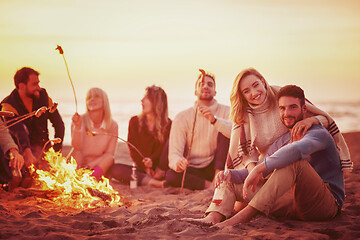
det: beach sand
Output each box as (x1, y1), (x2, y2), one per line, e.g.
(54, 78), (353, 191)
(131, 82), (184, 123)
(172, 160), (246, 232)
(0, 132), (359, 240)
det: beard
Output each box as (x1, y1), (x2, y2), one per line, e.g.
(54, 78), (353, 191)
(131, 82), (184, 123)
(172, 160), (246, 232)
(281, 112), (304, 129)
(26, 89), (40, 99)
(198, 91), (214, 101)
(199, 95), (214, 101)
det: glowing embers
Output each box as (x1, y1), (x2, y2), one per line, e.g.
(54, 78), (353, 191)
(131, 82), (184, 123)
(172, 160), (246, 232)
(29, 148), (123, 210)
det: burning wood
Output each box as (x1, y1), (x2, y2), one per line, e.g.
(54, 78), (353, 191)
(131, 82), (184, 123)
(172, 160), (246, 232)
(28, 148), (125, 210)
(86, 188), (112, 202)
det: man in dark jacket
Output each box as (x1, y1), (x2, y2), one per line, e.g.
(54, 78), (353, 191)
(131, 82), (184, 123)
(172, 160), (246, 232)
(1, 67), (64, 169)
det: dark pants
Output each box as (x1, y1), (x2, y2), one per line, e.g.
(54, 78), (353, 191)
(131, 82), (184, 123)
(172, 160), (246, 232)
(165, 132), (230, 190)
(110, 140), (170, 186)
(110, 163), (147, 186)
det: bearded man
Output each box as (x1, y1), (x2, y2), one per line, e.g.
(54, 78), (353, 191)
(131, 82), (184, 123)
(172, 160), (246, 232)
(1, 67), (64, 169)
(165, 69), (232, 190)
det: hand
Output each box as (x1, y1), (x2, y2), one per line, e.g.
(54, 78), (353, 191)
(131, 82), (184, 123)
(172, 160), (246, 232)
(246, 162), (256, 173)
(175, 158), (188, 172)
(9, 148), (24, 170)
(198, 105), (216, 123)
(145, 167), (155, 177)
(142, 157), (153, 168)
(72, 113), (82, 129)
(214, 170), (232, 188)
(291, 117), (318, 142)
(243, 164), (264, 199)
(23, 148), (37, 167)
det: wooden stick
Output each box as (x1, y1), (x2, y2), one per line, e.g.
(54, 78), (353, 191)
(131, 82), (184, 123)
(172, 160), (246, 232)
(88, 131), (145, 159)
(0, 111), (36, 127)
(180, 105), (198, 193)
(0, 106), (52, 129)
(56, 45), (78, 113)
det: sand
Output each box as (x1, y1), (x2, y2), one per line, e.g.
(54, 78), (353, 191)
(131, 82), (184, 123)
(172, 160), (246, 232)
(0, 132), (359, 240)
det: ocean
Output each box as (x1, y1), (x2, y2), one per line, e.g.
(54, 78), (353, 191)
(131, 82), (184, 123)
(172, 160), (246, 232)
(52, 97), (360, 146)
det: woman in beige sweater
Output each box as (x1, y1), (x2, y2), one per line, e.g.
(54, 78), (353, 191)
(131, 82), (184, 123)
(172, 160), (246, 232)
(71, 88), (118, 179)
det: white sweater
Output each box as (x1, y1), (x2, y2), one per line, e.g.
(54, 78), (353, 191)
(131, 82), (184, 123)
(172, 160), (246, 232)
(168, 100), (232, 171)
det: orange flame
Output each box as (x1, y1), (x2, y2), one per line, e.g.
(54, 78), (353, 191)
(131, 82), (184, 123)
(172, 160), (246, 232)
(29, 148), (124, 210)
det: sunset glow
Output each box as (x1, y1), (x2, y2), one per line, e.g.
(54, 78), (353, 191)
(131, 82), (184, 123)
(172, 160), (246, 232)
(1, 0), (359, 104)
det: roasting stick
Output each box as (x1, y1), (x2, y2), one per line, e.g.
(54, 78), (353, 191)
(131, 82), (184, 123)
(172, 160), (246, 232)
(180, 103), (198, 194)
(180, 69), (208, 193)
(38, 138), (63, 161)
(55, 45), (78, 113)
(0, 104), (57, 129)
(55, 45), (79, 159)
(87, 131), (145, 159)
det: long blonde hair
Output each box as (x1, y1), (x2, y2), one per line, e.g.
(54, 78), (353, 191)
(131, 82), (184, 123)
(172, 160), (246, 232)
(138, 85), (169, 143)
(84, 87), (114, 131)
(230, 68), (277, 125)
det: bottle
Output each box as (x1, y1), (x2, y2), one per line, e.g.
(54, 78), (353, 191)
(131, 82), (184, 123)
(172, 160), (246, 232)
(212, 169), (229, 205)
(130, 163), (138, 189)
(8, 153), (22, 191)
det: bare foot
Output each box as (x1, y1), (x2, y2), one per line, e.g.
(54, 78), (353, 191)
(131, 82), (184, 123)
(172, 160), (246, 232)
(182, 212), (223, 226)
(213, 205), (258, 228)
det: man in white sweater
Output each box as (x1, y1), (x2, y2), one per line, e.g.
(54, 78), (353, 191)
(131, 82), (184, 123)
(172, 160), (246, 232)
(165, 69), (232, 190)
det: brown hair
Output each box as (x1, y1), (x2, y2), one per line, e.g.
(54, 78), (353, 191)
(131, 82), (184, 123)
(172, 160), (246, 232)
(14, 67), (39, 89)
(139, 85), (170, 143)
(277, 85), (305, 106)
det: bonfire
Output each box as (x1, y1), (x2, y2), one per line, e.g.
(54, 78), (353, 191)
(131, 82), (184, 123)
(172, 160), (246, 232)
(28, 148), (125, 210)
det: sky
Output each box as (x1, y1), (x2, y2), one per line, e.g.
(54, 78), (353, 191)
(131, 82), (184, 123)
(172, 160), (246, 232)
(0, 0), (360, 108)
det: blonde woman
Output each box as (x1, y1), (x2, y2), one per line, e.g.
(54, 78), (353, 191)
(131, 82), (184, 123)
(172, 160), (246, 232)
(71, 88), (118, 179)
(111, 85), (171, 188)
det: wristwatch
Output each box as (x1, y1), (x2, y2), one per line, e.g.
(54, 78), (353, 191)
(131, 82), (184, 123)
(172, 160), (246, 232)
(211, 115), (217, 125)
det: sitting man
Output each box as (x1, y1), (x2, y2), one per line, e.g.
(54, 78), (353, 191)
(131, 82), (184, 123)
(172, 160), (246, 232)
(1, 67), (65, 168)
(187, 85), (345, 225)
(166, 69), (232, 190)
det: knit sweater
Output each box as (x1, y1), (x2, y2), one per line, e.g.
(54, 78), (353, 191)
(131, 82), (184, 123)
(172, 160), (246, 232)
(169, 100), (232, 171)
